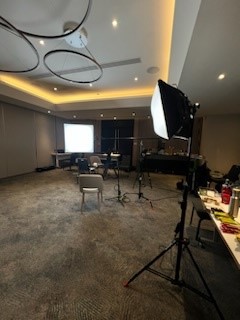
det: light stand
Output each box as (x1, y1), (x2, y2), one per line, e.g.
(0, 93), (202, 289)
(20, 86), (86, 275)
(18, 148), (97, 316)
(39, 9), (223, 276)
(124, 80), (224, 320)
(130, 142), (153, 208)
(105, 155), (129, 206)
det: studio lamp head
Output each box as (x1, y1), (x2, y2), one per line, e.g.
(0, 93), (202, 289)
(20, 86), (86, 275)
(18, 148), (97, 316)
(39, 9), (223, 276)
(151, 80), (196, 140)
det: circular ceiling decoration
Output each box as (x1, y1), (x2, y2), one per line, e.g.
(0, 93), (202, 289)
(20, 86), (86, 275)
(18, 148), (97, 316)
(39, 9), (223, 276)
(0, 16), (39, 73)
(43, 49), (103, 84)
(1, 0), (92, 39)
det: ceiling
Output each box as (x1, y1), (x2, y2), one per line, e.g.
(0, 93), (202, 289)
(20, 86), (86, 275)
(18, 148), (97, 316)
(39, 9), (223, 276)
(0, 0), (239, 120)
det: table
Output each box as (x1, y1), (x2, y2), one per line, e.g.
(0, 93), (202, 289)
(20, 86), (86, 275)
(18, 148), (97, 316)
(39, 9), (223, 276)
(199, 190), (240, 269)
(51, 152), (71, 168)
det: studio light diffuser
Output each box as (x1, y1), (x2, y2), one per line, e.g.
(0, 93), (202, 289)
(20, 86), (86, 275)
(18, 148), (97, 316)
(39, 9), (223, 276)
(151, 80), (191, 140)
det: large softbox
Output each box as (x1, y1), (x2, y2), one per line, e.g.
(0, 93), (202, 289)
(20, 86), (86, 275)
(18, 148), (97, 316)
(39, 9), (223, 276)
(151, 80), (192, 140)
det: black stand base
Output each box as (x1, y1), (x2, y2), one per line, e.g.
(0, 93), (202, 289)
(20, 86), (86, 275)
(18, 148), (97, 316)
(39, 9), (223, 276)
(106, 191), (129, 207)
(124, 226), (224, 319)
(124, 183), (224, 320)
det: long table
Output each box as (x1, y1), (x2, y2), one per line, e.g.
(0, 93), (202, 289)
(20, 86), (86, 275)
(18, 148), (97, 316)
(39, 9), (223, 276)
(51, 152), (71, 167)
(199, 190), (240, 269)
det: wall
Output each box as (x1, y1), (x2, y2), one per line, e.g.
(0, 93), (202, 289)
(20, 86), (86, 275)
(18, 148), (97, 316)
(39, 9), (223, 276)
(1, 99), (239, 178)
(0, 101), (102, 179)
(0, 102), (60, 179)
(201, 114), (240, 174)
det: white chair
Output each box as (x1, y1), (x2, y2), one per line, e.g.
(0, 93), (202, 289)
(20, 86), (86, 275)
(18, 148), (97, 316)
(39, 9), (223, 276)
(79, 174), (103, 212)
(89, 155), (105, 174)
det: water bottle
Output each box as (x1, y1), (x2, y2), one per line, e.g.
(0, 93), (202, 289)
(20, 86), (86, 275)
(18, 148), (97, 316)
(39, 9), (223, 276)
(228, 187), (240, 218)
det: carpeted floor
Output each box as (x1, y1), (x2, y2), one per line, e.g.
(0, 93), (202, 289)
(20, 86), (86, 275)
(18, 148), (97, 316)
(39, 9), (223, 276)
(0, 168), (239, 320)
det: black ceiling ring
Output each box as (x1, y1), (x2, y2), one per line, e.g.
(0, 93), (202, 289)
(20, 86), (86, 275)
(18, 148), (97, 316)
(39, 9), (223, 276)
(16, 0), (92, 39)
(0, 16), (39, 73)
(43, 49), (103, 84)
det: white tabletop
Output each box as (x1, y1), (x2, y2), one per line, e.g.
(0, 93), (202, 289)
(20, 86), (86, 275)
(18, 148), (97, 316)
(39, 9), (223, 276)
(199, 190), (240, 269)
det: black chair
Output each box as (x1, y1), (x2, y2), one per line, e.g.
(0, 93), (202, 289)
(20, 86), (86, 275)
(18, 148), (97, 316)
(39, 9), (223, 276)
(61, 153), (80, 170)
(211, 164), (240, 192)
(76, 158), (95, 183)
(189, 196), (211, 247)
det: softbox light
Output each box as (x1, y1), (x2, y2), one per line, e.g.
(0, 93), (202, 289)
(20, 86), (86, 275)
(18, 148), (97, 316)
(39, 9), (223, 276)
(151, 80), (192, 140)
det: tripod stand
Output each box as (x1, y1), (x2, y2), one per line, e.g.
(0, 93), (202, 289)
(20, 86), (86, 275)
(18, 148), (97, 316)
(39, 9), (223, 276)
(131, 143), (153, 207)
(106, 157), (129, 206)
(133, 157), (152, 190)
(133, 166), (153, 208)
(124, 178), (224, 319)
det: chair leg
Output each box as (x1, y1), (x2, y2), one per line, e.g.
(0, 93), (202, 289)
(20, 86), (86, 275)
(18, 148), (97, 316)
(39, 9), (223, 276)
(195, 218), (202, 241)
(190, 206), (194, 225)
(98, 192), (100, 211)
(81, 193), (85, 213)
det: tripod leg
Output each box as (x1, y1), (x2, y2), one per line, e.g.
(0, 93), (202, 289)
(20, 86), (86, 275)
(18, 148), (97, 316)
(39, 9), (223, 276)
(147, 171), (152, 188)
(124, 240), (176, 287)
(184, 245), (225, 320)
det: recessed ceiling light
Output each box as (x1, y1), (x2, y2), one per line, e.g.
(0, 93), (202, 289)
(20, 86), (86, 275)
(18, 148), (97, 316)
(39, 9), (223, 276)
(112, 19), (118, 28)
(132, 112), (136, 116)
(218, 73), (225, 80)
(73, 115), (76, 118)
(53, 87), (58, 91)
(39, 40), (45, 45)
(47, 110), (51, 114)
(134, 77), (138, 81)
(113, 116), (117, 120)
(89, 83), (93, 87)
(100, 113), (103, 117)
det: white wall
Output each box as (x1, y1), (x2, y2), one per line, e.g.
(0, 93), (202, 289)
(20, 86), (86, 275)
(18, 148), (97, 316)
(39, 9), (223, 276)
(201, 114), (240, 174)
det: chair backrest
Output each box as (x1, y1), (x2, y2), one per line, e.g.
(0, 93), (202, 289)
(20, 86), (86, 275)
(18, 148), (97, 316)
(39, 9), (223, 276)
(227, 165), (240, 182)
(79, 174), (103, 193)
(70, 153), (81, 164)
(78, 158), (90, 173)
(90, 155), (103, 167)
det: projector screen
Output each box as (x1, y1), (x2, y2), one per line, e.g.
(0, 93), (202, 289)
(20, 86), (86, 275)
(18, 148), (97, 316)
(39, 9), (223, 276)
(64, 123), (94, 152)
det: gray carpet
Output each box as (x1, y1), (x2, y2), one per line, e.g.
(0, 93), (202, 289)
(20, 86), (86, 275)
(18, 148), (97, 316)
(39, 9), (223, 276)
(0, 169), (239, 320)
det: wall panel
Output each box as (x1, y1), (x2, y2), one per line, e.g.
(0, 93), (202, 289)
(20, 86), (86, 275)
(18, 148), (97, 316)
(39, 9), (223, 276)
(35, 113), (56, 168)
(4, 104), (36, 176)
(0, 104), (8, 178)
(201, 114), (240, 173)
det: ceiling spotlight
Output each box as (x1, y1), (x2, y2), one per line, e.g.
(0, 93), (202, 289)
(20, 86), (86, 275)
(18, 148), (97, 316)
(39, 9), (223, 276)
(134, 77), (138, 81)
(73, 115), (77, 118)
(218, 73), (225, 80)
(132, 112), (136, 117)
(113, 116), (117, 120)
(89, 83), (93, 87)
(112, 19), (118, 28)
(47, 110), (51, 114)
(53, 87), (58, 91)
(39, 40), (45, 45)
(100, 113), (103, 117)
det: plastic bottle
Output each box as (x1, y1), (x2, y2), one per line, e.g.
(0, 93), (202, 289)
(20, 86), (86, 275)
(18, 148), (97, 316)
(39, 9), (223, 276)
(221, 179), (232, 204)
